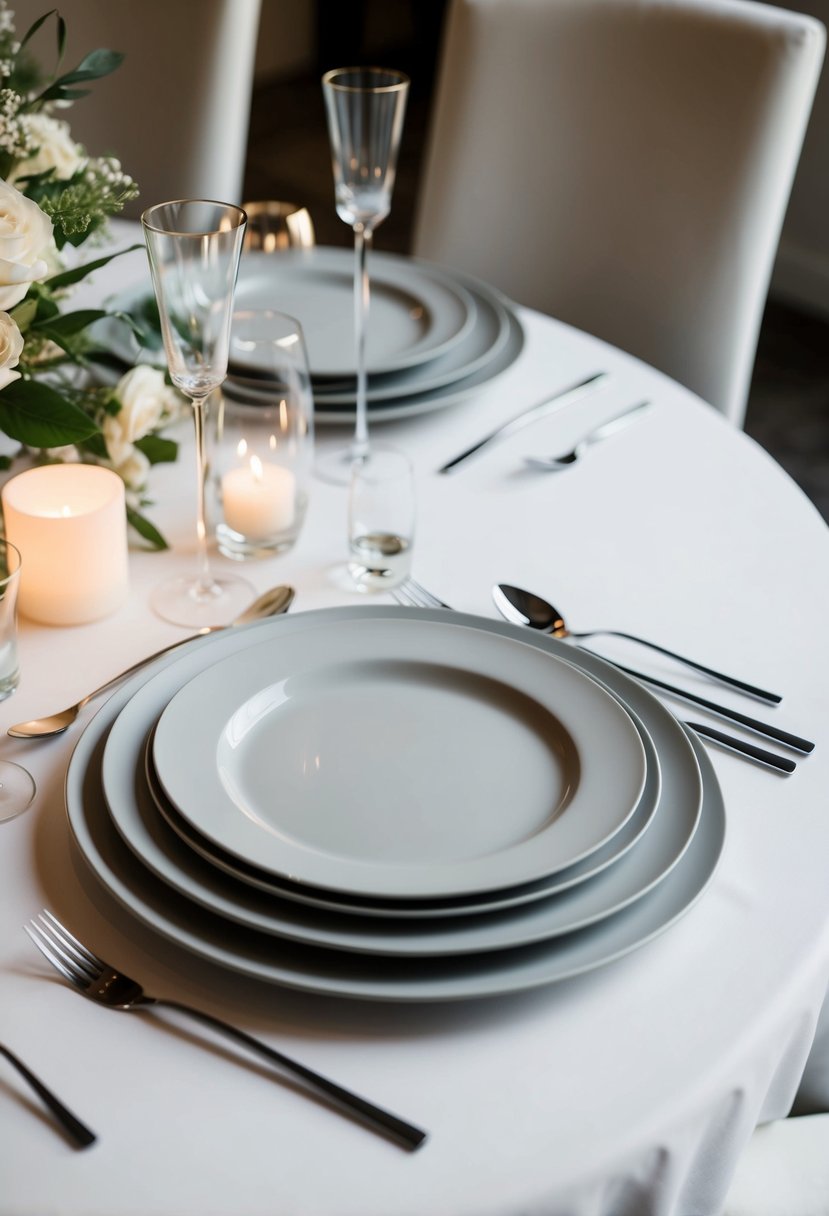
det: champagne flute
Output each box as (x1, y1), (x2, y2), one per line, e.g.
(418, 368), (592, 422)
(318, 67), (410, 484)
(142, 199), (253, 627)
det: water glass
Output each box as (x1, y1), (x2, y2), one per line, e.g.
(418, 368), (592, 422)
(0, 540), (22, 700)
(214, 310), (314, 560)
(348, 446), (415, 589)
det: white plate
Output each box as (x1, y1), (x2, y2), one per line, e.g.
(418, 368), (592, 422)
(306, 277), (511, 404)
(150, 616), (647, 898)
(65, 608), (723, 1001)
(313, 310), (525, 424)
(101, 248), (478, 379)
(99, 691), (696, 956)
(142, 712), (663, 918)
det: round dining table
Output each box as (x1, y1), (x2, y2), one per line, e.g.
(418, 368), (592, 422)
(1, 225), (827, 1216)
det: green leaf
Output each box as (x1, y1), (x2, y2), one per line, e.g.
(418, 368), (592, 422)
(18, 10), (58, 52)
(127, 507), (169, 550)
(135, 435), (178, 465)
(33, 309), (109, 337)
(38, 85), (92, 102)
(10, 298), (38, 333)
(78, 432), (108, 459)
(0, 380), (100, 447)
(44, 244), (144, 290)
(54, 48), (125, 86)
(56, 14), (67, 63)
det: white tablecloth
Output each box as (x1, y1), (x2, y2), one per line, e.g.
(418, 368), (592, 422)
(1, 227), (828, 1216)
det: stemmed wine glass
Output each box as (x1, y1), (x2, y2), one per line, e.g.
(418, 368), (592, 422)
(318, 67), (410, 484)
(142, 199), (253, 627)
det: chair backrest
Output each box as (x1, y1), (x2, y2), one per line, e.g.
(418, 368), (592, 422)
(412, 0), (825, 426)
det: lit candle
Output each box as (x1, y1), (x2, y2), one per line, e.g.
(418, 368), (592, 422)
(221, 455), (296, 540)
(1, 465), (129, 625)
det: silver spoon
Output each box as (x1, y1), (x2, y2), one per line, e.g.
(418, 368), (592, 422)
(524, 401), (651, 471)
(492, 583), (782, 704)
(7, 585), (295, 740)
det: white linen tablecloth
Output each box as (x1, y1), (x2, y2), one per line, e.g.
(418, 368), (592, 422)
(1, 226), (828, 1216)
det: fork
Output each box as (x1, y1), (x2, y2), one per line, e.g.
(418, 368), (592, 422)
(389, 578), (797, 774)
(0, 1041), (96, 1148)
(25, 910), (426, 1151)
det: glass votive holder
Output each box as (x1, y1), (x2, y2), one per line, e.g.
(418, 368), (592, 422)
(348, 445), (415, 589)
(0, 540), (21, 700)
(214, 310), (314, 560)
(241, 200), (316, 253)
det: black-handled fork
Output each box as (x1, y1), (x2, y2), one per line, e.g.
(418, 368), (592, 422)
(25, 911), (426, 1152)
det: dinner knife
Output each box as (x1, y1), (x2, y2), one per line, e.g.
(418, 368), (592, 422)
(588, 654), (814, 754)
(438, 371), (609, 472)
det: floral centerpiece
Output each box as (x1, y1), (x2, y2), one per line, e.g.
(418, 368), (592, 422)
(0, 3), (182, 547)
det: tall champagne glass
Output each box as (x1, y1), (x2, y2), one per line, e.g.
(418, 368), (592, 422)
(142, 199), (253, 627)
(318, 67), (409, 484)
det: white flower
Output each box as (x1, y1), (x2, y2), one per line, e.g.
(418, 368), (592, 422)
(113, 446), (150, 493)
(0, 309), (23, 391)
(10, 113), (86, 183)
(104, 364), (177, 465)
(0, 177), (53, 310)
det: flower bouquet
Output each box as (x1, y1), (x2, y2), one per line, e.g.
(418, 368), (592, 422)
(0, 3), (182, 547)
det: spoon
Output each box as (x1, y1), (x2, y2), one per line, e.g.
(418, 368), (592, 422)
(523, 400), (651, 471)
(492, 583), (782, 704)
(7, 585), (295, 740)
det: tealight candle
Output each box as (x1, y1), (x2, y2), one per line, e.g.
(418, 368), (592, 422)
(1, 464), (129, 625)
(221, 455), (296, 541)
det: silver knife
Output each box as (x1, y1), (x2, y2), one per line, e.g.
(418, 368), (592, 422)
(438, 371), (609, 472)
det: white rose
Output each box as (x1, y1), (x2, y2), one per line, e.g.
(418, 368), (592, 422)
(114, 447), (150, 493)
(0, 178), (53, 310)
(10, 114), (86, 183)
(0, 310), (24, 391)
(104, 365), (172, 465)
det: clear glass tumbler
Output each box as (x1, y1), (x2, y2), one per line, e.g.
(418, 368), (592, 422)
(214, 310), (314, 560)
(348, 445), (415, 589)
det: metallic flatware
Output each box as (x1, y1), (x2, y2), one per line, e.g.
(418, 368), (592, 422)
(0, 1041), (96, 1148)
(493, 583), (781, 705)
(686, 722), (796, 774)
(390, 577), (798, 774)
(438, 371), (609, 472)
(26, 911), (426, 1152)
(7, 585), (295, 740)
(523, 400), (650, 471)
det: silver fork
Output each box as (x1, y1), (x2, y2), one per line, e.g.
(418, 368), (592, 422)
(25, 910), (426, 1151)
(388, 579), (797, 774)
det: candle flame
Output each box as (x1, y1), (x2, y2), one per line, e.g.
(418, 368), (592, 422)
(236, 438), (248, 459)
(250, 453), (264, 483)
(61, 504), (71, 518)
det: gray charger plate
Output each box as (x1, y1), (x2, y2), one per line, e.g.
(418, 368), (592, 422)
(65, 607), (724, 1001)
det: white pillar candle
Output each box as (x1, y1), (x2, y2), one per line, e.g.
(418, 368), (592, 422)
(1, 465), (129, 625)
(221, 456), (296, 540)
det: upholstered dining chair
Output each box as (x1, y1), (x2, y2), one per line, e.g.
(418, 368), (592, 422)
(411, 0), (825, 427)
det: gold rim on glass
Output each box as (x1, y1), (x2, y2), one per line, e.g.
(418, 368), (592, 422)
(141, 199), (248, 238)
(322, 67), (410, 94)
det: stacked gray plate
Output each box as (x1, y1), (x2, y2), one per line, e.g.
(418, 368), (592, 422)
(65, 607), (725, 1002)
(101, 248), (525, 424)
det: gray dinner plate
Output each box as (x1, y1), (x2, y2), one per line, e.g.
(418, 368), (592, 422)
(100, 247), (478, 379)
(65, 608), (724, 1001)
(148, 615), (646, 898)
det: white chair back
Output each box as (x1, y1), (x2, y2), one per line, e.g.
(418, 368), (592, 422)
(412, 0), (825, 426)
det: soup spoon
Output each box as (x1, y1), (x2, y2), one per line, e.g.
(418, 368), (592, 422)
(7, 585), (294, 740)
(492, 583), (781, 704)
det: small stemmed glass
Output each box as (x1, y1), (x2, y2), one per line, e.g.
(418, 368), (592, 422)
(142, 200), (253, 627)
(318, 66), (410, 484)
